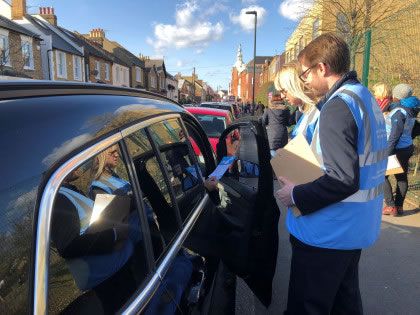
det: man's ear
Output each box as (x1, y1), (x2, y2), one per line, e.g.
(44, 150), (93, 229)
(317, 63), (328, 77)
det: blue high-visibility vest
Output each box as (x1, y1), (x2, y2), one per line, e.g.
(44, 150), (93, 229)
(291, 106), (320, 144)
(385, 107), (415, 149)
(89, 175), (132, 198)
(287, 83), (388, 250)
(59, 187), (94, 235)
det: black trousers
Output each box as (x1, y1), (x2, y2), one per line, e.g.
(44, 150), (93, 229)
(285, 235), (363, 315)
(384, 145), (413, 207)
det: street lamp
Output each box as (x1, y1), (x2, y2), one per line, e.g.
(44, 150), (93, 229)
(246, 10), (257, 116)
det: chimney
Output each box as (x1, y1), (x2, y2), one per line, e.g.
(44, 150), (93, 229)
(139, 53), (143, 60)
(88, 28), (105, 46)
(39, 6), (57, 26)
(11, 0), (27, 20)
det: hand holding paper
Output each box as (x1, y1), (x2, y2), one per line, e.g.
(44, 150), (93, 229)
(209, 156), (236, 179)
(276, 176), (295, 207)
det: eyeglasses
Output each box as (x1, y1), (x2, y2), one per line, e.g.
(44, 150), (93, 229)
(108, 149), (119, 156)
(298, 66), (313, 82)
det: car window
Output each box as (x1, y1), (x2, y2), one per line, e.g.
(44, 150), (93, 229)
(193, 114), (226, 138)
(148, 119), (205, 223)
(184, 122), (209, 177)
(125, 128), (180, 261)
(48, 143), (148, 314)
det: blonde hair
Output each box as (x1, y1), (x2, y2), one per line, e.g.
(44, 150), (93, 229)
(274, 60), (316, 112)
(91, 145), (117, 181)
(372, 82), (391, 99)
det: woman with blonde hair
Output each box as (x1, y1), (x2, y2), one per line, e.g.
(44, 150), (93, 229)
(372, 82), (392, 112)
(274, 60), (318, 143)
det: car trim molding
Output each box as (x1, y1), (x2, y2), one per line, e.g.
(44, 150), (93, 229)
(121, 113), (181, 137)
(122, 194), (210, 314)
(34, 133), (122, 314)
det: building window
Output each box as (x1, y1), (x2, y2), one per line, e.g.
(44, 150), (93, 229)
(72, 56), (82, 81)
(313, 18), (319, 39)
(299, 36), (304, 52)
(0, 33), (10, 66)
(337, 13), (350, 41)
(94, 60), (100, 79)
(104, 63), (109, 81)
(116, 66), (120, 82)
(21, 36), (34, 70)
(161, 76), (165, 90)
(151, 76), (156, 88)
(123, 68), (128, 85)
(56, 51), (67, 79)
(136, 67), (142, 82)
(294, 43), (299, 60)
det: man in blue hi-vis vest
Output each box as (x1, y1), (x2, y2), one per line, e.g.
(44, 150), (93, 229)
(277, 33), (387, 315)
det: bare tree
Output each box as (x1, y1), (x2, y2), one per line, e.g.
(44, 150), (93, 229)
(290, 0), (412, 70)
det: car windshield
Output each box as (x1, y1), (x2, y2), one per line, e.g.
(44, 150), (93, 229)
(193, 114), (226, 138)
(202, 104), (231, 112)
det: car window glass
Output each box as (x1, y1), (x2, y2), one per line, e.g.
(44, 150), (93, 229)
(149, 119), (204, 223)
(125, 128), (179, 261)
(192, 114), (226, 138)
(184, 123), (208, 177)
(48, 143), (148, 314)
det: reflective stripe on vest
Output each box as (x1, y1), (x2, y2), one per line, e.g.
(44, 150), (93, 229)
(89, 175), (131, 198)
(385, 107), (414, 149)
(287, 83), (388, 250)
(291, 106), (320, 144)
(59, 187), (94, 235)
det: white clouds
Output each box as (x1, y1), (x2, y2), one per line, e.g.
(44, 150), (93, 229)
(278, 0), (314, 22)
(230, 6), (267, 32)
(42, 133), (92, 166)
(242, 0), (259, 4)
(194, 49), (204, 55)
(148, 1), (224, 54)
(176, 60), (185, 67)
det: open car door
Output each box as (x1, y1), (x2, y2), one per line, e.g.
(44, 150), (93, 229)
(185, 118), (280, 308)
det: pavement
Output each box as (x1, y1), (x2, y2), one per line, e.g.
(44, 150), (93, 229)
(236, 181), (420, 315)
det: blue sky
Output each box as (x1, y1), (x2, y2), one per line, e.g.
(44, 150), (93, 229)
(26, 0), (309, 90)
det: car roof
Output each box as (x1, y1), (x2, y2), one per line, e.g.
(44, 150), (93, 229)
(201, 102), (231, 107)
(0, 80), (180, 104)
(185, 107), (229, 117)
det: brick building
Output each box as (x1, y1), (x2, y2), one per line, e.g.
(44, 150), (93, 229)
(0, 14), (42, 79)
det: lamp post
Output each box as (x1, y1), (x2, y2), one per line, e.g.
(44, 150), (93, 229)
(246, 10), (257, 116)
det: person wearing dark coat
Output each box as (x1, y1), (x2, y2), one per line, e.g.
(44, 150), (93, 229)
(255, 101), (265, 116)
(263, 95), (290, 156)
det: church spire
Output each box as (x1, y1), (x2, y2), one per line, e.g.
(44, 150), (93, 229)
(234, 44), (246, 73)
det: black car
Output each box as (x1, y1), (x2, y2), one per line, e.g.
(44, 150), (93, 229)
(200, 102), (240, 118)
(0, 81), (279, 314)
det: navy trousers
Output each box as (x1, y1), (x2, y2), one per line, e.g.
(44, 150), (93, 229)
(285, 235), (363, 315)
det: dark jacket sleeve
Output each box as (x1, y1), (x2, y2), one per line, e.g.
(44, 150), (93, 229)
(387, 111), (405, 155)
(262, 110), (268, 125)
(292, 98), (359, 214)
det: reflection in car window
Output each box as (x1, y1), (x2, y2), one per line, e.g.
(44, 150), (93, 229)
(125, 128), (179, 261)
(48, 144), (147, 314)
(192, 114), (226, 138)
(149, 119), (205, 222)
(184, 123), (208, 177)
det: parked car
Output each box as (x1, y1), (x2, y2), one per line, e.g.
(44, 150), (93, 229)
(200, 102), (240, 119)
(185, 107), (239, 156)
(0, 81), (279, 315)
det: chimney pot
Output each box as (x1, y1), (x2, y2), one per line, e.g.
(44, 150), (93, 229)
(51, 7), (54, 14)
(38, 7), (41, 14)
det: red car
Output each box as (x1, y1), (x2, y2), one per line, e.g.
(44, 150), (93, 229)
(186, 107), (240, 156)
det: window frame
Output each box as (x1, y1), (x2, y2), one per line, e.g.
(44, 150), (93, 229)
(55, 50), (67, 79)
(72, 55), (82, 81)
(136, 67), (142, 82)
(94, 60), (100, 79)
(104, 63), (110, 81)
(20, 35), (34, 70)
(34, 112), (211, 314)
(151, 75), (156, 88)
(0, 30), (11, 67)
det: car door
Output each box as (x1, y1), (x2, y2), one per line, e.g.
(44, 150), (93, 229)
(182, 115), (280, 308)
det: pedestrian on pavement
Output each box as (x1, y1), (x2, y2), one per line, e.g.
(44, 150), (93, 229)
(373, 82), (392, 112)
(262, 94), (290, 157)
(276, 33), (388, 315)
(255, 101), (265, 116)
(383, 84), (420, 216)
(246, 102), (251, 114)
(274, 60), (318, 143)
